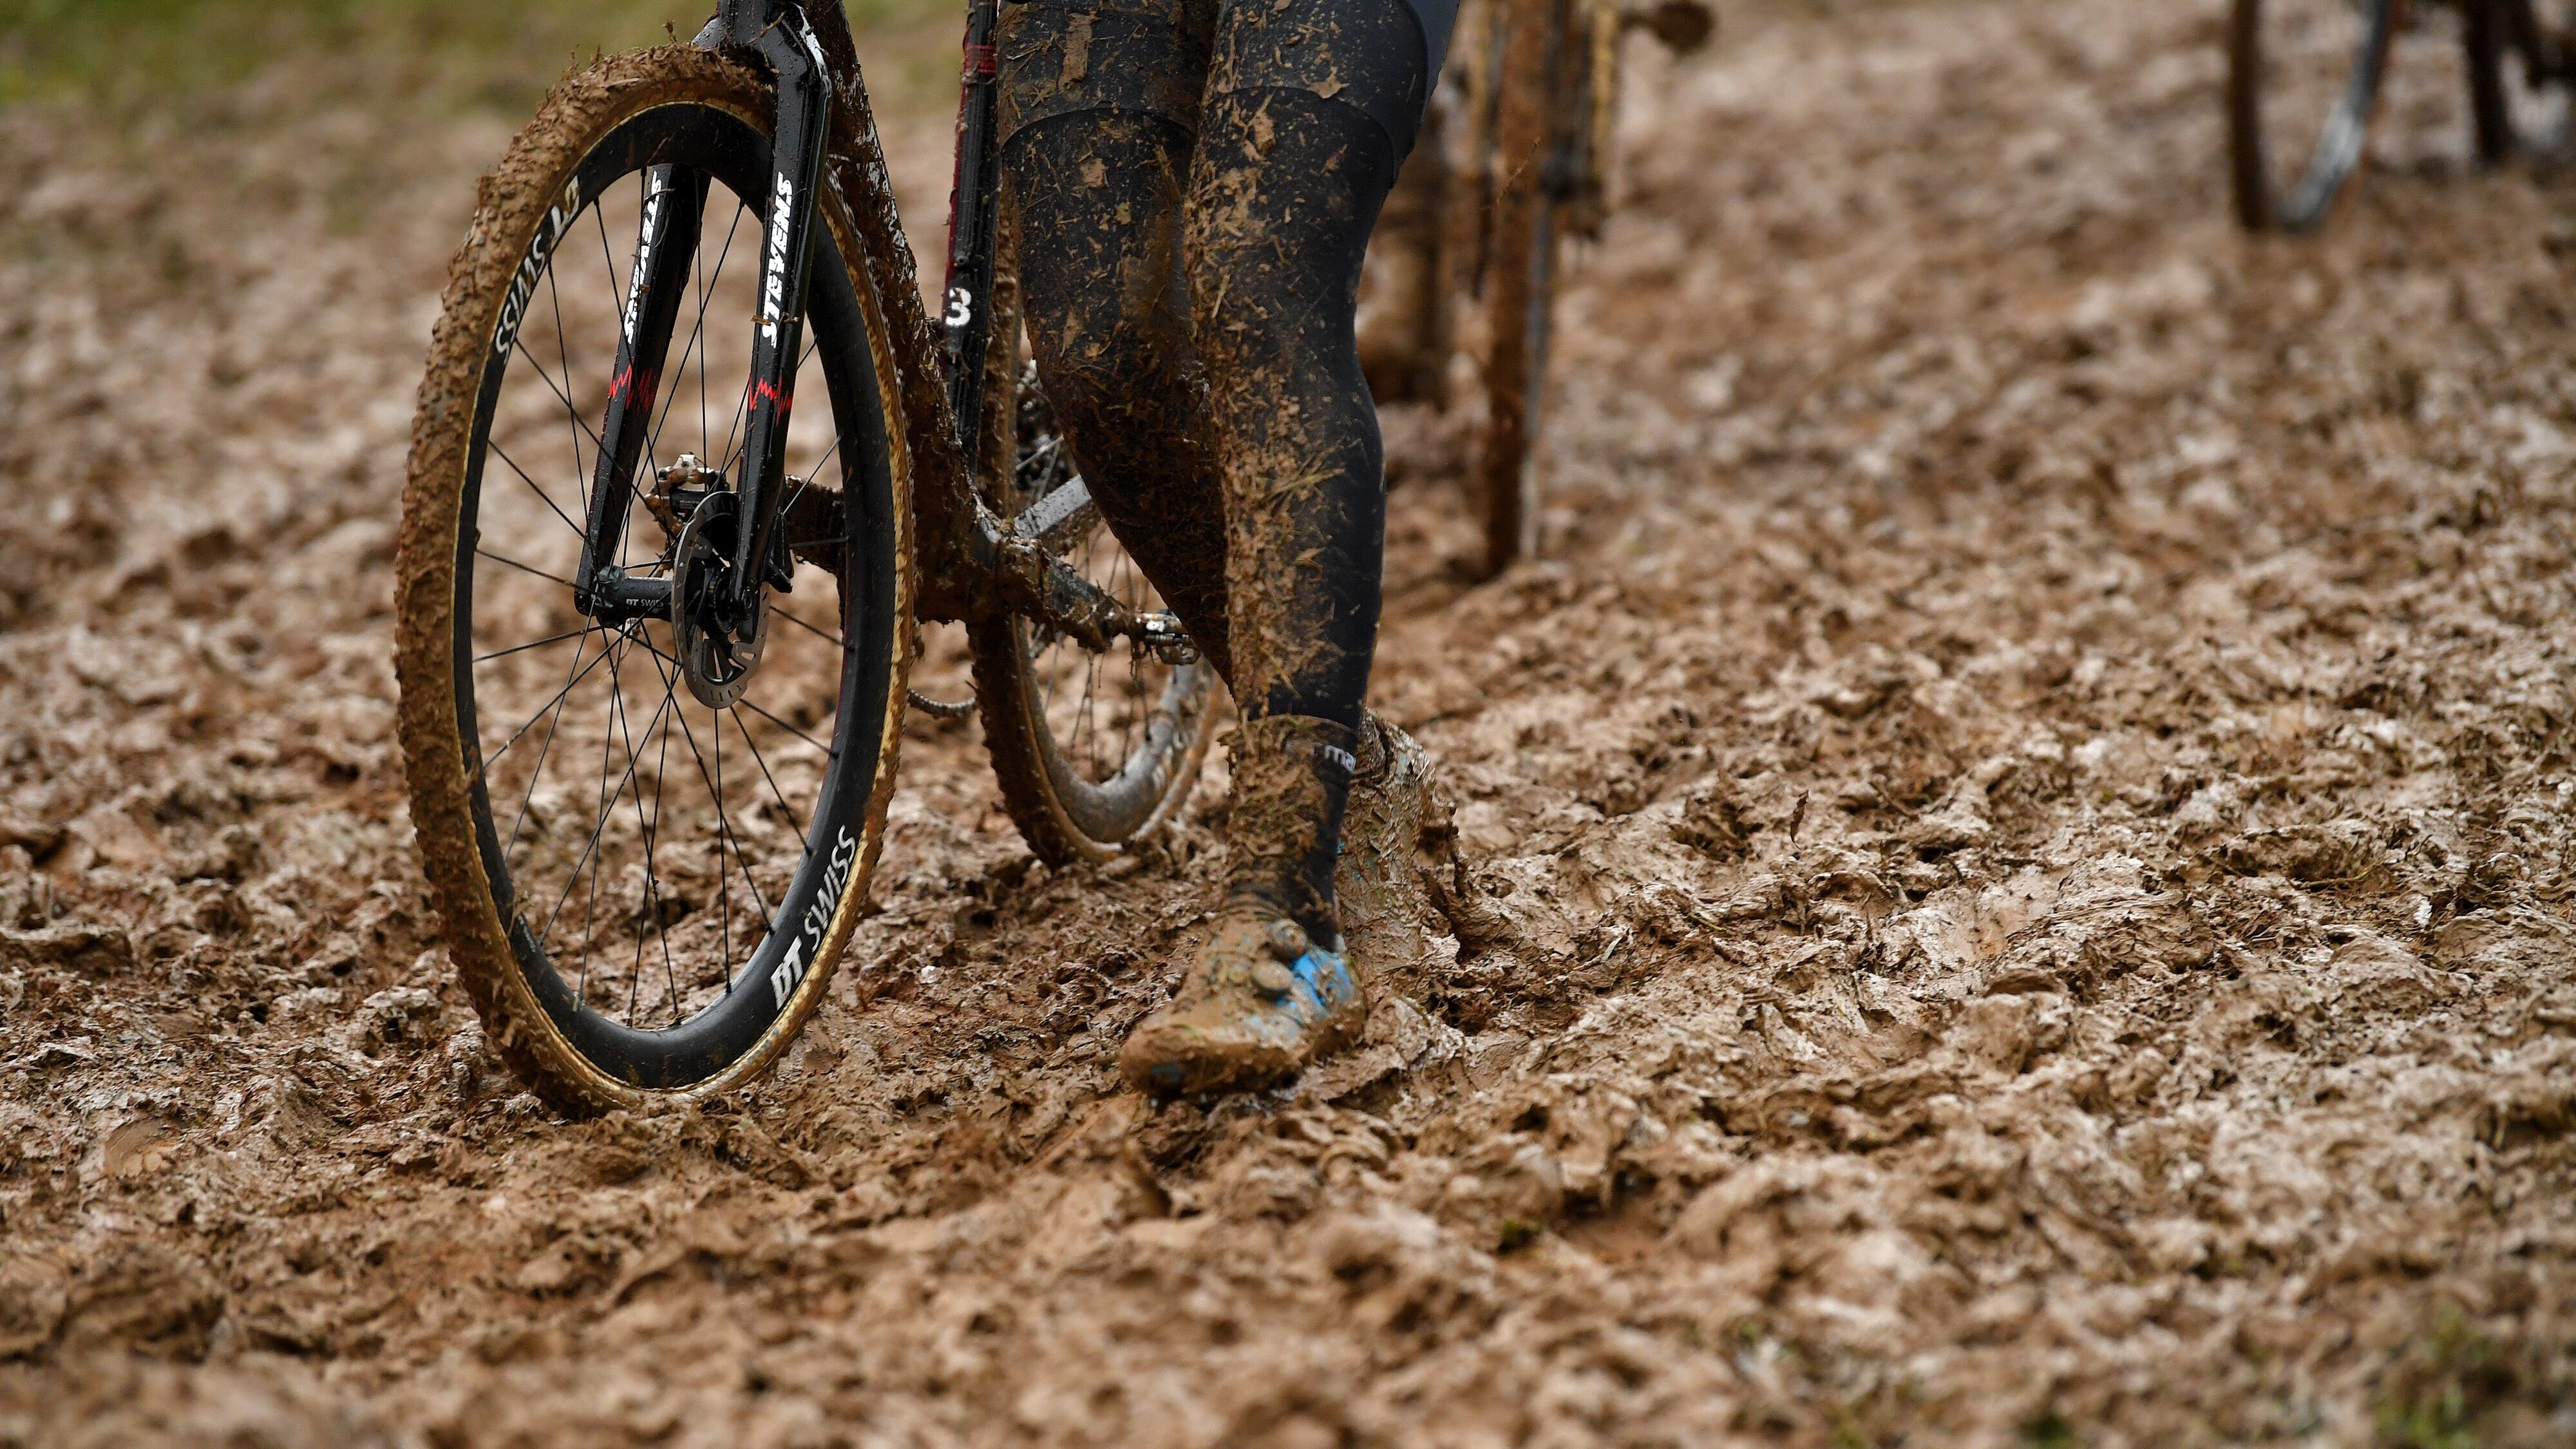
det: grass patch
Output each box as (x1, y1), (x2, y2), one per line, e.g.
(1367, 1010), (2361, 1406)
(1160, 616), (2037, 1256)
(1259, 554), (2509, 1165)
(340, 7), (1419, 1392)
(0, 0), (957, 115)
(2372, 1303), (2523, 1449)
(2019, 1407), (2080, 1448)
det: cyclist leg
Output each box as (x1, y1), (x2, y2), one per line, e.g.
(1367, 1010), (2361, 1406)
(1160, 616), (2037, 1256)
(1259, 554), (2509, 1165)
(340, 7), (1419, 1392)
(1188, 0), (1442, 938)
(1118, 0), (1449, 1096)
(996, 0), (1235, 678)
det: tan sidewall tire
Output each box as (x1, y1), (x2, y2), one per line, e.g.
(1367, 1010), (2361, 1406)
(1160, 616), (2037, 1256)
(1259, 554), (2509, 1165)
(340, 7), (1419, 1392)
(962, 249), (1217, 867)
(395, 48), (914, 1115)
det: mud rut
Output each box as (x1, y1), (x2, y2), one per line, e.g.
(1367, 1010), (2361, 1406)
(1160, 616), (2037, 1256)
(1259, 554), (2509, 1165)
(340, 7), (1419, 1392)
(6, 1), (2576, 1443)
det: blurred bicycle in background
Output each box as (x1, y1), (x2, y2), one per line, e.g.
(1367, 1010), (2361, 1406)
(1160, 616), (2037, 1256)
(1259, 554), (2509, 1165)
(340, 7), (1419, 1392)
(1359, 0), (1713, 578)
(2230, 0), (2574, 232)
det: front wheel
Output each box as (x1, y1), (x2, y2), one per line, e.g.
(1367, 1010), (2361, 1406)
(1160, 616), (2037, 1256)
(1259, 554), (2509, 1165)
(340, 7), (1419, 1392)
(395, 49), (912, 1113)
(2229, 0), (2398, 232)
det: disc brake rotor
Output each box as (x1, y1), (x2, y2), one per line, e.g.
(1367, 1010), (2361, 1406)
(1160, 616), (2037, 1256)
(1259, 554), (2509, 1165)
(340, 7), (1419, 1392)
(671, 492), (768, 708)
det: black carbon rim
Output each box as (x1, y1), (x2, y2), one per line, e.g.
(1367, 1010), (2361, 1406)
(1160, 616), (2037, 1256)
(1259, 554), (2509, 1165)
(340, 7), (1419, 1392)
(450, 99), (898, 1089)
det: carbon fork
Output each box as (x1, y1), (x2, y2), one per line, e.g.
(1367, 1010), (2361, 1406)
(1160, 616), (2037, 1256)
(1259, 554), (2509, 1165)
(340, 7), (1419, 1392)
(571, 0), (1195, 671)
(575, 0), (834, 630)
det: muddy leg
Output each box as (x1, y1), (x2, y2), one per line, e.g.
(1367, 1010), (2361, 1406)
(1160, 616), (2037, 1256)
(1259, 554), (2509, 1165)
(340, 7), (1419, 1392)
(1187, 79), (1410, 936)
(1003, 113), (1235, 683)
(996, 0), (1236, 681)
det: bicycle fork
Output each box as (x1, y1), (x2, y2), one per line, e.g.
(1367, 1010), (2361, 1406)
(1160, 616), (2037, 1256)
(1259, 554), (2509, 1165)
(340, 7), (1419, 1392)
(573, 0), (834, 635)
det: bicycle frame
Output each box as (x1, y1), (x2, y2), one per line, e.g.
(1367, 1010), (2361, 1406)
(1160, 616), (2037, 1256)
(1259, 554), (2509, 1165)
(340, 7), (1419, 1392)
(571, 0), (1190, 660)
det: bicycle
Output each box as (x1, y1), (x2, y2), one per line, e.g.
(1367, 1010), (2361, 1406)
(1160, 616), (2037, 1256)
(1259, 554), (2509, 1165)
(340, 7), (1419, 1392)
(2229, 0), (2573, 232)
(395, 0), (1217, 1112)
(1358, 0), (1712, 578)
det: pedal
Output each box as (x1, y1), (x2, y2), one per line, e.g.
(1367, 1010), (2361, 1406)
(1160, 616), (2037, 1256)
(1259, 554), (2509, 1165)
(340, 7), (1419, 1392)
(1134, 612), (1200, 666)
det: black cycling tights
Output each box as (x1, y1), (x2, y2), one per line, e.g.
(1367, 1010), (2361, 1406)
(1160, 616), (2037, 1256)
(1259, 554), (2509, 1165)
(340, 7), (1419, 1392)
(998, 0), (1434, 930)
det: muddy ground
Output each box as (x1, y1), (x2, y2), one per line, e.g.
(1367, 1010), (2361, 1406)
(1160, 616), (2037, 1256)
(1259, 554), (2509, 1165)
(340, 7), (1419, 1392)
(6, 0), (2576, 1443)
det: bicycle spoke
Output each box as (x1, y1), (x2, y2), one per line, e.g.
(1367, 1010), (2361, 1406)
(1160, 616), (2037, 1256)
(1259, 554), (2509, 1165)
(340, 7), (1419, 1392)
(808, 428), (842, 487)
(481, 625), (626, 775)
(1077, 651), (1100, 775)
(565, 636), (639, 996)
(697, 208), (714, 460)
(648, 199), (745, 470)
(773, 606), (842, 649)
(622, 636), (820, 901)
(477, 547), (578, 590)
(502, 623), (607, 862)
(541, 634), (666, 958)
(515, 336), (609, 461)
(717, 377), (751, 478)
(488, 440), (585, 540)
(596, 198), (622, 334)
(638, 672), (682, 1024)
(730, 703), (806, 838)
(607, 646), (650, 1022)
(544, 259), (590, 517)
(736, 696), (838, 759)
(475, 626), (592, 665)
(640, 639), (775, 968)
(715, 686), (732, 985)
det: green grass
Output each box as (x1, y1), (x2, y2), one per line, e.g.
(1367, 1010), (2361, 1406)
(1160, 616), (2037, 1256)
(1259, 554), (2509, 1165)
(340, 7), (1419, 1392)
(2371, 1304), (2521, 1449)
(2019, 1408), (2080, 1449)
(0, 0), (955, 113)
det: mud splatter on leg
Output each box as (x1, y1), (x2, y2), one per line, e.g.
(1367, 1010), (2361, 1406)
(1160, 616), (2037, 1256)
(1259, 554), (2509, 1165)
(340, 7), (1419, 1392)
(996, 0), (1234, 677)
(1185, 78), (1408, 934)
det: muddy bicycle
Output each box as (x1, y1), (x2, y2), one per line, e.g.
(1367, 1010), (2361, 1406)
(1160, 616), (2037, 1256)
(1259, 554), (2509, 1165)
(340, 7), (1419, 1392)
(396, 0), (1223, 1111)
(1361, 0), (1712, 576)
(2230, 0), (2573, 232)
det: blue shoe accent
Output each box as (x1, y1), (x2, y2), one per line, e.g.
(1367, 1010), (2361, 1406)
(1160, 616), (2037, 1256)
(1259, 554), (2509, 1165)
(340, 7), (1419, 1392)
(1288, 947), (1358, 1022)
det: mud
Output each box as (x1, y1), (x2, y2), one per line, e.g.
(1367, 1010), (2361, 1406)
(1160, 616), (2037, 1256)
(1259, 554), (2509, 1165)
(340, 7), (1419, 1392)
(6, 0), (2576, 1443)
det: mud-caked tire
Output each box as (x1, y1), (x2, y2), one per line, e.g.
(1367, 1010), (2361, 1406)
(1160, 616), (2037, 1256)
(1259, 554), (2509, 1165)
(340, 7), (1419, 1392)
(963, 247), (1218, 867)
(395, 48), (914, 1113)
(2228, 0), (2397, 232)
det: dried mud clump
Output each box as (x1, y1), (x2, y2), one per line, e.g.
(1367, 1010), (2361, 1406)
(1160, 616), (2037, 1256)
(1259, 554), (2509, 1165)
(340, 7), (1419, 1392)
(6, 0), (2576, 1443)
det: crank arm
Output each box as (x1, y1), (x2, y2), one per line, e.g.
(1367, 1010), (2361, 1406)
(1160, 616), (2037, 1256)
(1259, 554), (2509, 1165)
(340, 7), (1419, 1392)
(789, 476), (1192, 663)
(993, 531), (1197, 663)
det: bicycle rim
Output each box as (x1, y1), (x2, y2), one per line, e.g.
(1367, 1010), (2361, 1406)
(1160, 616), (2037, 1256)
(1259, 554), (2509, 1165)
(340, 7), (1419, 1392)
(972, 354), (1217, 862)
(2232, 0), (2397, 232)
(398, 55), (907, 1103)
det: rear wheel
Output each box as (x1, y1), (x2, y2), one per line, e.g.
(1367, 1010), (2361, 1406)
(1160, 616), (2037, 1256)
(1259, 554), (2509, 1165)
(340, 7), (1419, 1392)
(2228, 0), (2398, 232)
(967, 239), (1218, 866)
(394, 50), (910, 1112)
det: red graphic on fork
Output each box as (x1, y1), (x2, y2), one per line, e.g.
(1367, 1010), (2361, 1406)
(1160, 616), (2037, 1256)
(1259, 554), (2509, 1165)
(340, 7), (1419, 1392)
(609, 363), (660, 414)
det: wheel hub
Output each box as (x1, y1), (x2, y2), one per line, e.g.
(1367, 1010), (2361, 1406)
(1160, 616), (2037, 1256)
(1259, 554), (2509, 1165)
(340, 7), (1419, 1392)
(670, 491), (768, 708)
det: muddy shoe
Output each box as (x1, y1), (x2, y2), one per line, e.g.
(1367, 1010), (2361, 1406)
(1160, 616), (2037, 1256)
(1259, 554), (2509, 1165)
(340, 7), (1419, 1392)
(1334, 713), (1440, 994)
(1119, 908), (1366, 1097)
